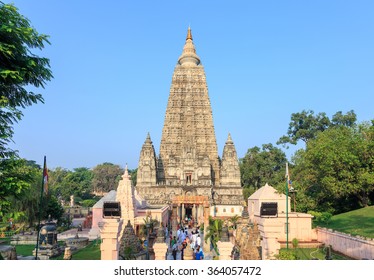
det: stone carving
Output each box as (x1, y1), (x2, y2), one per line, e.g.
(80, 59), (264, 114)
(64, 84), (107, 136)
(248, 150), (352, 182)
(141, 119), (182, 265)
(119, 220), (143, 260)
(137, 133), (157, 187)
(116, 165), (137, 231)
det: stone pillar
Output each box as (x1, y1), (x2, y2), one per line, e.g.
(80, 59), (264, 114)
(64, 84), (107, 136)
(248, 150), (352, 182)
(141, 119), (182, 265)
(153, 227), (168, 260)
(63, 247), (72, 260)
(203, 204), (210, 253)
(192, 204), (196, 222)
(172, 205), (178, 237)
(182, 203), (185, 220)
(153, 242), (168, 260)
(100, 218), (123, 260)
(217, 241), (233, 260)
(198, 205), (203, 225)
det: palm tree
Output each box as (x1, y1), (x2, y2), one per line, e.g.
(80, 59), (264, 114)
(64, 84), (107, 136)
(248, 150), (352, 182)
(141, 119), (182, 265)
(204, 217), (223, 254)
(229, 215), (240, 229)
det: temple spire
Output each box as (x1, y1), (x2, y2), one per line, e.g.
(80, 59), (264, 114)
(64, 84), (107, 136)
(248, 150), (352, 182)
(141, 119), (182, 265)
(178, 27), (200, 66)
(145, 132), (152, 144)
(226, 133), (233, 144)
(186, 26), (193, 40)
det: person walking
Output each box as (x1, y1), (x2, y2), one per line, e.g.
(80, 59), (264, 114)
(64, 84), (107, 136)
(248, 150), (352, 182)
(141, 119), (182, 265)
(196, 234), (201, 248)
(172, 241), (178, 260)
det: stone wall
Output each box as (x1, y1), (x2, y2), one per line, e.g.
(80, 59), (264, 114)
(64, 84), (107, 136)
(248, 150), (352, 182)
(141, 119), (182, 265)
(317, 227), (374, 260)
(10, 233), (37, 245)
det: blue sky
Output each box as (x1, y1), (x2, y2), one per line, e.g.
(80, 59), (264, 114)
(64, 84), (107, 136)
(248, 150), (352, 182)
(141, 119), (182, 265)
(8, 1), (374, 170)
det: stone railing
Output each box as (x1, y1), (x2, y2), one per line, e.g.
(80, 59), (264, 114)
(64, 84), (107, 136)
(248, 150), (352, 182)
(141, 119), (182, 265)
(317, 227), (374, 260)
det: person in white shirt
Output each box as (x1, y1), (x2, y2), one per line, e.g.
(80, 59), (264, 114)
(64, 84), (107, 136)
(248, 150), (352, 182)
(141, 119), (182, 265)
(191, 230), (196, 250)
(196, 234), (201, 247)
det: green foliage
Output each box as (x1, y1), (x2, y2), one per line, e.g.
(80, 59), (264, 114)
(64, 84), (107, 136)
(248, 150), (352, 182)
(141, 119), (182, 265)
(292, 124), (374, 213)
(308, 211), (333, 227)
(240, 143), (287, 190)
(92, 163), (123, 195)
(278, 248), (351, 260)
(0, 3), (52, 158)
(80, 199), (97, 208)
(0, 157), (36, 218)
(275, 250), (298, 260)
(229, 215), (239, 229)
(204, 217), (223, 254)
(129, 168), (137, 186)
(51, 241), (101, 260)
(48, 167), (93, 202)
(44, 195), (64, 222)
(242, 186), (256, 201)
(139, 216), (159, 238)
(122, 246), (136, 260)
(277, 110), (356, 147)
(291, 238), (299, 249)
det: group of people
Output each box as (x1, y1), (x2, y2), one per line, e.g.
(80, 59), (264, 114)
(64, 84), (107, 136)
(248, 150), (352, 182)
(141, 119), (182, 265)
(169, 224), (204, 260)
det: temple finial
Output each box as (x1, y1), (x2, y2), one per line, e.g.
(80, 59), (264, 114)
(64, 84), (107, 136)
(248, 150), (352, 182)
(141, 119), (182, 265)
(226, 133), (233, 144)
(186, 27), (193, 41)
(145, 132), (152, 144)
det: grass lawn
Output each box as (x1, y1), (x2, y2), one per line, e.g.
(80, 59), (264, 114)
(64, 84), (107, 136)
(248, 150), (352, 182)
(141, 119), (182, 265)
(279, 248), (352, 260)
(0, 238), (36, 257)
(15, 244), (36, 256)
(51, 241), (101, 260)
(318, 206), (374, 238)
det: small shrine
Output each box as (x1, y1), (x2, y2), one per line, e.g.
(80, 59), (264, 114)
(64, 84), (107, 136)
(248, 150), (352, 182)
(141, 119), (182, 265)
(33, 216), (62, 259)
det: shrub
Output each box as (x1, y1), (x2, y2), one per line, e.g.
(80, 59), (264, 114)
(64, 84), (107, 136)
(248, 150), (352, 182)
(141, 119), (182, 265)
(308, 211), (332, 226)
(276, 250), (298, 260)
(292, 238), (299, 248)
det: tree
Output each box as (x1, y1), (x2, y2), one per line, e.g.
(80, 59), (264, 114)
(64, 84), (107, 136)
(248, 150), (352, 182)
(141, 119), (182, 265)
(48, 167), (93, 203)
(92, 163), (123, 195)
(240, 143), (287, 198)
(0, 3), (52, 158)
(277, 110), (331, 146)
(0, 157), (34, 217)
(129, 168), (137, 186)
(331, 110), (357, 127)
(291, 123), (374, 214)
(277, 110), (357, 147)
(204, 217), (223, 254)
(44, 195), (64, 222)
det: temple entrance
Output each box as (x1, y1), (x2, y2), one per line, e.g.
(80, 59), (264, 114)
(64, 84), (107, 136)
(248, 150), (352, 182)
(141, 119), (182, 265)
(171, 195), (211, 252)
(185, 205), (192, 219)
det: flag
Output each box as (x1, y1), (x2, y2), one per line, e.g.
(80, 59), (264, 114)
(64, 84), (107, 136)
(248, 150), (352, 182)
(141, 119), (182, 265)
(43, 156), (48, 195)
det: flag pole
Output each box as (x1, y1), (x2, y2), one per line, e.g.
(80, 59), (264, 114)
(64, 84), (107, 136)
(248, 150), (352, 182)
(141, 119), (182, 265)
(286, 162), (289, 250)
(35, 156), (46, 260)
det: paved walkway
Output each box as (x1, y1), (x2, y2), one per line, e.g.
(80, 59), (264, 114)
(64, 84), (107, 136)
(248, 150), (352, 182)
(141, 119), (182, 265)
(164, 228), (214, 260)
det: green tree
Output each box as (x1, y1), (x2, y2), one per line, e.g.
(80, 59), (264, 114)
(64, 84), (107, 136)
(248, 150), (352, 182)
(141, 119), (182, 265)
(277, 110), (357, 147)
(0, 157), (34, 217)
(44, 195), (64, 222)
(49, 167), (93, 203)
(204, 217), (223, 254)
(240, 143), (287, 195)
(0, 3), (52, 158)
(129, 168), (137, 186)
(92, 163), (123, 195)
(292, 124), (374, 214)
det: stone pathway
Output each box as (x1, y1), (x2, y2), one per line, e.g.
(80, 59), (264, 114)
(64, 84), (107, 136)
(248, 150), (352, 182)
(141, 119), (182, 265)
(164, 228), (214, 260)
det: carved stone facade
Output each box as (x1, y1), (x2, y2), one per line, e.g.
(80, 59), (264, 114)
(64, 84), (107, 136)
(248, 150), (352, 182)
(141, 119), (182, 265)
(116, 165), (137, 234)
(136, 28), (243, 215)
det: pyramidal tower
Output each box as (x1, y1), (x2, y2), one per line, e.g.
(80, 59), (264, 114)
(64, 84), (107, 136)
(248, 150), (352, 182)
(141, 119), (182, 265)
(136, 28), (243, 217)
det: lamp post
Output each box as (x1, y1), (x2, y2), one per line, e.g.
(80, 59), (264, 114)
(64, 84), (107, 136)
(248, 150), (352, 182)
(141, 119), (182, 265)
(289, 187), (297, 212)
